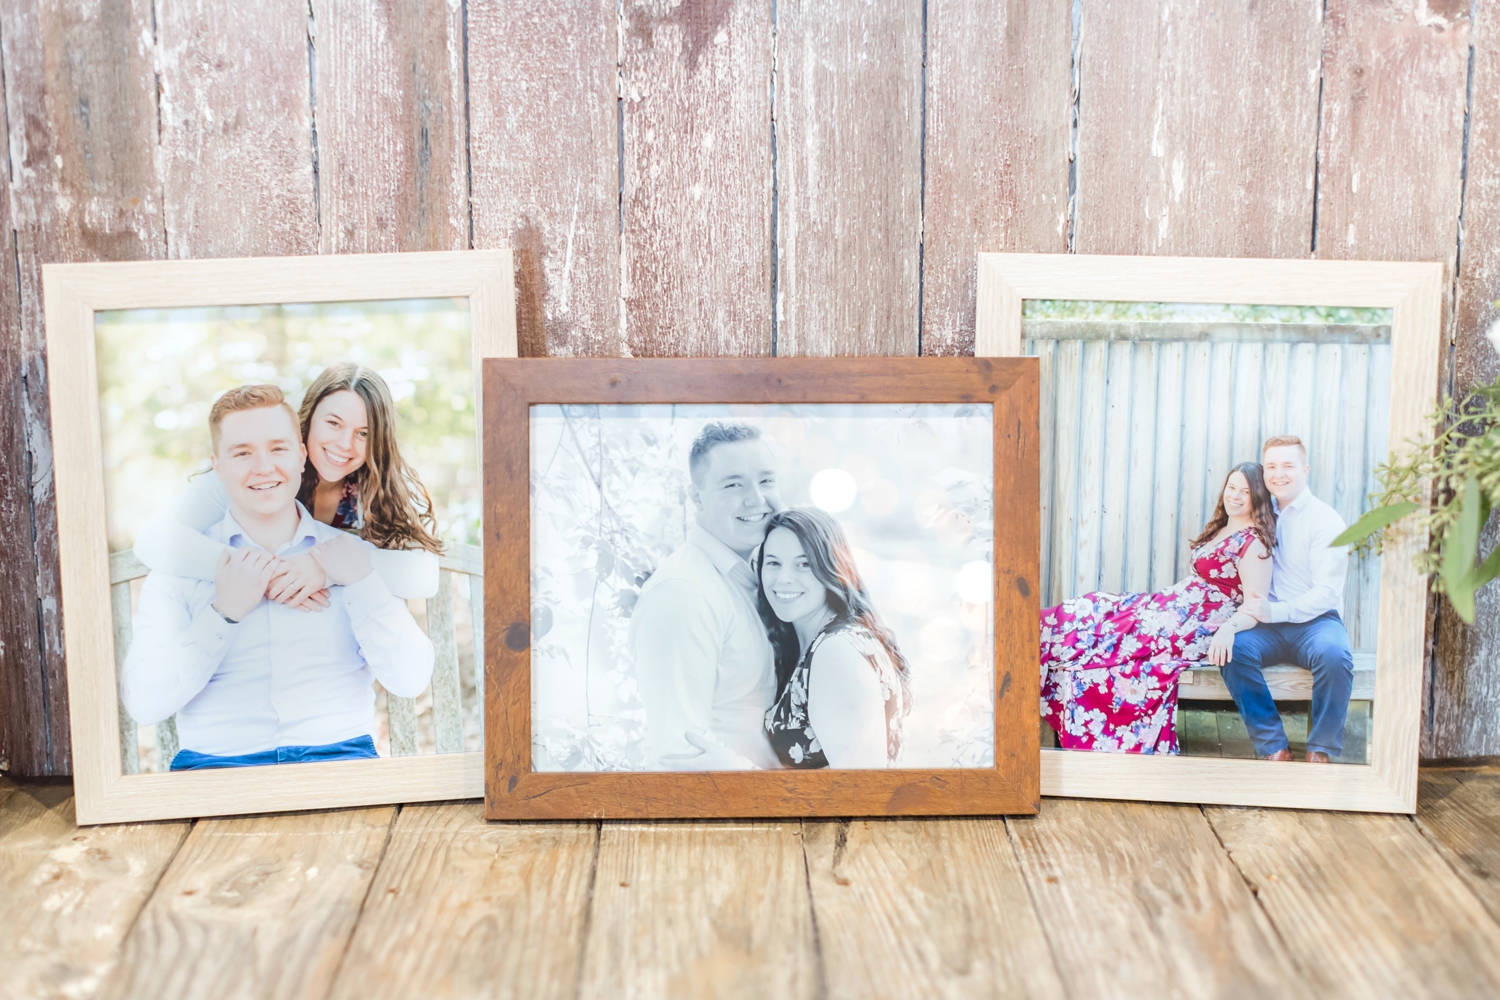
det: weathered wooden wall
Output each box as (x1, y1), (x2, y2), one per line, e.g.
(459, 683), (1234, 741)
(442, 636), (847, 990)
(0, 0), (1495, 775)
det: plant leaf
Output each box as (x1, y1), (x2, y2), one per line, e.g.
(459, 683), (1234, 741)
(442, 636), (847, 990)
(1443, 474), (1484, 623)
(1331, 502), (1421, 547)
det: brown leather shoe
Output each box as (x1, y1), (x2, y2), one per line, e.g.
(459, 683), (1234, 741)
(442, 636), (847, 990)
(1306, 751), (1331, 764)
(1264, 749), (1293, 761)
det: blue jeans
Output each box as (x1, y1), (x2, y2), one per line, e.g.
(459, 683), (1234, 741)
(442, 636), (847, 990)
(169, 734), (379, 771)
(1223, 613), (1354, 757)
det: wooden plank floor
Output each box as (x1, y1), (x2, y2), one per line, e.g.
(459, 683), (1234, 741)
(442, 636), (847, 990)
(6, 767), (1500, 999)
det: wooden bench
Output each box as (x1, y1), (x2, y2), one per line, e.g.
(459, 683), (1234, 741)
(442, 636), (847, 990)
(110, 543), (483, 773)
(1179, 648), (1375, 701)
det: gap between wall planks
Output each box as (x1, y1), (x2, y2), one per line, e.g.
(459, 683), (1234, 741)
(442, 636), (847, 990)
(4, 1), (1500, 775)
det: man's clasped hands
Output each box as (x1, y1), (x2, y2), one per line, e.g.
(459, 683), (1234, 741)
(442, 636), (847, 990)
(210, 534), (374, 623)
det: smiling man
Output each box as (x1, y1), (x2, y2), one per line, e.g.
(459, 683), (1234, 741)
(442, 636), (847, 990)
(629, 422), (784, 770)
(121, 384), (433, 770)
(1223, 434), (1355, 764)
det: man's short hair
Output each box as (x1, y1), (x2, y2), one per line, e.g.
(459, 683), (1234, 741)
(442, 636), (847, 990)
(209, 384), (300, 450)
(688, 421), (762, 484)
(1262, 434), (1308, 460)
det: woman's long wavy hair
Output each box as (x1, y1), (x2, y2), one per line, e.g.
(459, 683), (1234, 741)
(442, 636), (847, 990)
(297, 362), (444, 554)
(754, 507), (913, 720)
(1189, 462), (1277, 555)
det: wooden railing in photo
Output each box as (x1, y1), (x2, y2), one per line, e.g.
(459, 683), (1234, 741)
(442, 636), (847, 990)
(110, 542), (483, 773)
(1025, 318), (1387, 702)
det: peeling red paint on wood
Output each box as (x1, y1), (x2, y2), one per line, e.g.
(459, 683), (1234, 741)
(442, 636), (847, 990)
(1075, 0), (1323, 257)
(467, 0), (619, 358)
(921, 0), (1071, 357)
(621, 0), (773, 357)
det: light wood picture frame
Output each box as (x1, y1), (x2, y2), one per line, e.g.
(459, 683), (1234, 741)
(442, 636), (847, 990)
(46, 250), (516, 824)
(977, 252), (1442, 813)
(483, 357), (1041, 819)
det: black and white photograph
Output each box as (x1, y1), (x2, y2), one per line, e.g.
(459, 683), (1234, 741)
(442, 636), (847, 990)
(1028, 300), (1388, 764)
(529, 403), (996, 772)
(100, 299), (484, 774)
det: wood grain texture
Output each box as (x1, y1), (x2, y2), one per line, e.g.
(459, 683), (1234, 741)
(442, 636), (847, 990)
(311, 0), (469, 254)
(101, 807), (395, 1000)
(802, 818), (1065, 998)
(921, 0), (1071, 358)
(1074, 0), (1323, 257)
(467, 0), (620, 358)
(485, 358), (1039, 819)
(775, 0), (922, 357)
(1415, 767), (1500, 925)
(0, 0), (164, 776)
(155, 0), (319, 258)
(621, 0), (773, 357)
(1208, 804), (1500, 996)
(1008, 798), (1299, 996)
(578, 821), (819, 999)
(327, 804), (597, 1000)
(1433, 5), (1500, 760)
(0, 783), (189, 999)
(1315, 0), (1469, 265)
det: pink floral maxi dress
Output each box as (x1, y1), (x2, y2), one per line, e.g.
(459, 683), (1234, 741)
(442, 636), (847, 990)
(1039, 528), (1258, 754)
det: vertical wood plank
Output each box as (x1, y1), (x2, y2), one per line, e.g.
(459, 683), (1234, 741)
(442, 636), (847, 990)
(921, 0), (1071, 356)
(1200, 342), (1235, 530)
(1258, 341), (1292, 446)
(1229, 342), (1264, 467)
(578, 822), (819, 999)
(620, 0), (773, 357)
(1123, 342), (1157, 594)
(1308, 344), (1343, 517)
(1071, 341), (1107, 595)
(1433, 3), (1500, 759)
(1074, 0), (1322, 256)
(326, 804), (597, 1000)
(1149, 341), (1185, 590)
(1008, 799), (1299, 995)
(775, 0), (922, 357)
(1358, 344), (1392, 652)
(467, 0), (620, 358)
(1047, 340), (1083, 604)
(0, 0), (165, 776)
(802, 818), (1065, 998)
(1207, 805), (1500, 995)
(1097, 341), (1133, 592)
(428, 573), (463, 754)
(101, 807), (396, 1000)
(155, 0), (319, 258)
(1034, 340), (1057, 602)
(387, 692), (417, 757)
(111, 582), (138, 775)
(311, 0), (469, 254)
(468, 574), (485, 742)
(0, 784), (189, 1000)
(1176, 342), (1212, 579)
(1283, 341), (1318, 443)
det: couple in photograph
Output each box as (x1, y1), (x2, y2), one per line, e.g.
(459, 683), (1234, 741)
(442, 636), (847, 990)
(1041, 435), (1356, 761)
(629, 422), (913, 771)
(121, 364), (446, 770)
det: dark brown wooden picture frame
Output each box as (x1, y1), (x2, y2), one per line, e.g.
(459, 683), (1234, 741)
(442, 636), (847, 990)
(484, 357), (1039, 819)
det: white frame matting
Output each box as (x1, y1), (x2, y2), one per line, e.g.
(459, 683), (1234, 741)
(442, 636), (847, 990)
(977, 252), (1440, 813)
(47, 250), (516, 824)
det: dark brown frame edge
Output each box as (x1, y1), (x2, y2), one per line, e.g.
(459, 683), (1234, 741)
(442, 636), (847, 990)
(483, 357), (1040, 820)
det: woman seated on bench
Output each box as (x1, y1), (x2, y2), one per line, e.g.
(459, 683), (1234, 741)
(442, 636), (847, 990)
(1040, 463), (1275, 754)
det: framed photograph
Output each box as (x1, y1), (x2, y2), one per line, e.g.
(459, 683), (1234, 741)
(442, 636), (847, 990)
(977, 252), (1442, 813)
(46, 250), (515, 824)
(484, 358), (1039, 819)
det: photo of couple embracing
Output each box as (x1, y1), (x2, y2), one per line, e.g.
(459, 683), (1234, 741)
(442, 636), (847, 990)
(1041, 435), (1357, 762)
(629, 422), (913, 771)
(120, 364), (447, 770)
(529, 404), (996, 773)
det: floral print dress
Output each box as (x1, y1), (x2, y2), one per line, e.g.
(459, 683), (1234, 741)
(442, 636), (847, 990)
(765, 621), (905, 768)
(1040, 527), (1258, 754)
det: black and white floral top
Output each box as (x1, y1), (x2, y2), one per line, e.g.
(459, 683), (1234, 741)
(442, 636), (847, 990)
(764, 621), (904, 769)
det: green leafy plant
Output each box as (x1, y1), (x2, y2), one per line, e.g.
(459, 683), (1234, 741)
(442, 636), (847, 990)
(1335, 373), (1500, 623)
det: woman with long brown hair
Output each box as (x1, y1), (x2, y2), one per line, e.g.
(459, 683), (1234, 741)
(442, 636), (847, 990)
(135, 363), (444, 603)
(1039, 463), (1276, 753)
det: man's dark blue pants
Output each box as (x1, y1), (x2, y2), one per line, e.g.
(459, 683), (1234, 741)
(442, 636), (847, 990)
(1223, 612), (1354, 757)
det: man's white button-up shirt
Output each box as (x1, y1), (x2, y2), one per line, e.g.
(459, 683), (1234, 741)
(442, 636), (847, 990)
(121, 504), (434, 756)
(1267, 488), (1350, 625)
